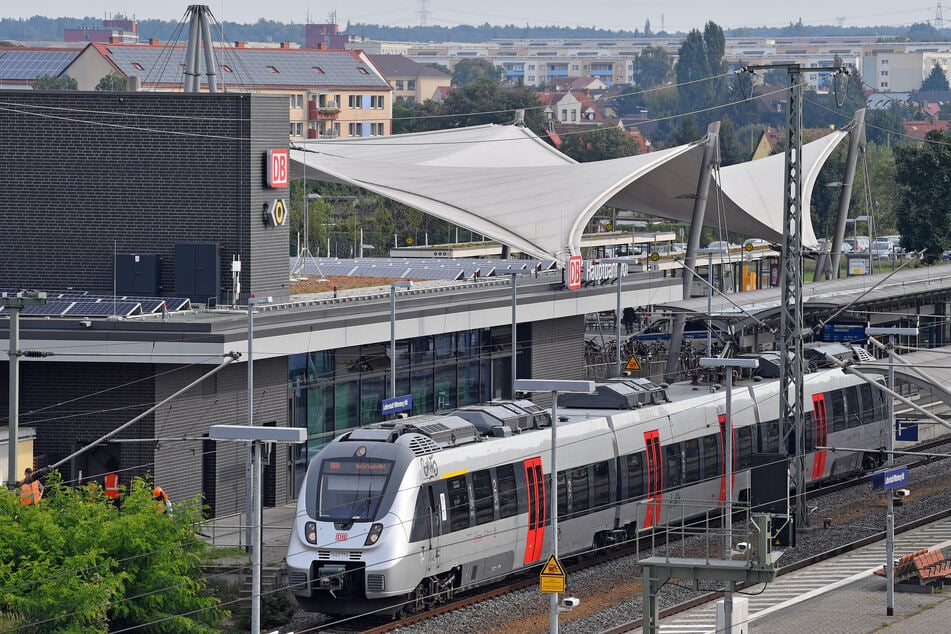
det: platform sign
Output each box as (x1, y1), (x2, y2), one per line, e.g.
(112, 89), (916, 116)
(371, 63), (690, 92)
(539, 554), (566, 593)
(382, 394), (413, 416)
(624, 355), (642, 371)
(821, 323), (866, 343)
(872, 465), (908, 491)
(896, 419), (919, 442)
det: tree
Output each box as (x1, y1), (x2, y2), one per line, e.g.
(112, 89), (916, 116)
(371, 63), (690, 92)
(31, 74), (77, 90)
(675, 22), (727, 125)
(635, 45), (672, 89)
(558, 126), (638, 162)
(894, 129), (951, 261)
(921, 62), (950, 92)
(441, 78), (543, 131)
(865, 108), (906, 146)
(450, 58), (499, 88)
(0, 475), (225, 632)
(95, 72), (128, 91)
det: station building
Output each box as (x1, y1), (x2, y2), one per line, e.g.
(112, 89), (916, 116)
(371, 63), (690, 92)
(3, 89), (950, 521)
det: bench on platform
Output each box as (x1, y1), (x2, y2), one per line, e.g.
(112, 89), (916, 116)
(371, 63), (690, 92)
(875, 548), (951, 591)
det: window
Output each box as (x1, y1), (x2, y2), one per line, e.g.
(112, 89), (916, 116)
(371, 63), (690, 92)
(348, 122), (362, 137)
(665, 444), (683, 488)
(846, 387), (861, 428)
(561, 109), (567, 120)
(131, 62), (144, 71)
(626, 452), (644, 499)
(289, 122), (303, 137)
(804, 411), (815, 451)
(701, 434), (719, 479)
(394, 80), (404, 90)
(761, 421), (780, 454)
(348, 95), (363, 109)
(313, 66), (325, 74)
(221, 64), (232, 73)
(372, 122), (384, 136)
(684, 439), (701, 483)
(472, 470), (494, 525)
(407, 79), (416, 90)
(370, 95), (384, 109)
(447, 475), (470, 532)
(528, 64), (535, 70)
(528, 76), (535, 82)
(737, 427), (753, 469)
(880, 70), (889, 77)
(357, 67), (369, 75)
(290, 94), (303, 109)
(572, 64), (579, 71)
(266, 65), (279, 73)
(497, 464), (518, 518)
(570, 466), (589, 517)
(830, 390), (846, 432)
(556, 471), (568, 518)
(592, 461), (610, 510)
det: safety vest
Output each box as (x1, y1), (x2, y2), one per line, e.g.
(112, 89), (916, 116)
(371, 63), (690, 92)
(19, 481), (41, 505)
(104, 473), (120, 500)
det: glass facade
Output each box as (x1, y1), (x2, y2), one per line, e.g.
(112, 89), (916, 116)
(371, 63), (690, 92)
(288, 324), (532, 490)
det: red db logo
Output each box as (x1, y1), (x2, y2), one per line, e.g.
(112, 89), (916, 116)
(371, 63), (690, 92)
(335, 532), (348, 542)
(267, 149), (289, 188)
(567, 255), (583, 290)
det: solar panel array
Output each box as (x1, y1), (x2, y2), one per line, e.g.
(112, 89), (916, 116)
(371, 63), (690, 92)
(0, 290), (191, 318)
(0, 49), (80, 81)
(103, 46), (390, 89)
(291, 257), (557, 281)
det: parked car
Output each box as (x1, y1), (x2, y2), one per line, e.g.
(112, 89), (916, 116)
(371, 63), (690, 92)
(817, 238), (853, 254)
(705, 241), (736, 251)
(742, 238), (770, 250)
(843, 236), (870, 253)
(870, 238), (895, 259)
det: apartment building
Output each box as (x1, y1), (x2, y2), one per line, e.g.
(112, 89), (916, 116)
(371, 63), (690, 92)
(64, 41), (393, 140)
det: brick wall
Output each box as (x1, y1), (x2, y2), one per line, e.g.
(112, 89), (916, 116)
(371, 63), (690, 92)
(0, 91), (289, 302)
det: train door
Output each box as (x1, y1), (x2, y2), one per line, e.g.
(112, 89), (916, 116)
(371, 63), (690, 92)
(522, 457), (546, 565)
(811, 393), (828, 480)
(412, 484), (443, 573)
(717, 414), (735, 503)
(642, 430), (663, 528)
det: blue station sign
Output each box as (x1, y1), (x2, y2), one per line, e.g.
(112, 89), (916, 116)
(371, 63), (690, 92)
(382, 394), (413, 415)
(872, 466), (909, 491)
(895, 419), (919, 442)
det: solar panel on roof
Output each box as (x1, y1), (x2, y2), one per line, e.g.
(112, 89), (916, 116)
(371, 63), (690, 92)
(20, 300), (75, 316)
(68, 300), (142, 317)
(0, 50), (79, 81)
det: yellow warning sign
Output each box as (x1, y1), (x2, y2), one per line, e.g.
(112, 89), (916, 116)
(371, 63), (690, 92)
(539, 554), (566, 593)
(624, 355), (642, 372)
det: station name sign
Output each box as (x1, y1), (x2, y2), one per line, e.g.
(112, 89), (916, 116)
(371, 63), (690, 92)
(382, 394), (413, 415)
(872, 465), (908, 491)
(583, 261), (629, 284)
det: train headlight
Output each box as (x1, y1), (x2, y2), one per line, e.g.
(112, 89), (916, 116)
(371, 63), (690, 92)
(305, 521), (318, 544)
(365, 523), (384, 546)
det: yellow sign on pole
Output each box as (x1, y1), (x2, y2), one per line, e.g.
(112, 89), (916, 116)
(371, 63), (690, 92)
(624, 355), (642, 372)
(539, 554), (566, 593)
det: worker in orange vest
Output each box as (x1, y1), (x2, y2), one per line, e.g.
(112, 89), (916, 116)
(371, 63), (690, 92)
(18, 468), (43, 505)
(104, 473), (120, 501)
(153, 486), (172, 514)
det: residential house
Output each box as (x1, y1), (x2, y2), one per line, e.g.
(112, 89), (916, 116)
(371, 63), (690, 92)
(64, 41), (393, 140)
(369, 54), (450, 104)
(0, 46), (82, 89)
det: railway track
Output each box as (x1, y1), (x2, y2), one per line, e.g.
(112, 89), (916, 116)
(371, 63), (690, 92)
(300, 432), (951, 634)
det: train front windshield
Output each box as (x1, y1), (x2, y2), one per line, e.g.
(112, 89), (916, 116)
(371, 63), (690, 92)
(317, 458), (394, 522)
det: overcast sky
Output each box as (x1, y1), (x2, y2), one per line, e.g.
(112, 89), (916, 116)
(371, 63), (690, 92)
(8, 2), (941, 32)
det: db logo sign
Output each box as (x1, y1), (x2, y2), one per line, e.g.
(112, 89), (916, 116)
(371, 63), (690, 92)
(266, 149), (289, 188)
(265, 199), (288, 226)
(567, 255), (583, 290)
(335, 532), (348, 542)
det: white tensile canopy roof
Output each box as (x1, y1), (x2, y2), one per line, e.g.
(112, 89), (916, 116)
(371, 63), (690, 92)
(290, 124), (848, 262)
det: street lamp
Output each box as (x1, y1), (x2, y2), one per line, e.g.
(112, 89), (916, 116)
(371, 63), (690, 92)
(513, 379), (595, 634)
(245, 295), (271, 550)
(390, 281), (413, 404)
(697, 248), (727, 358)
(596, 259), (638, 376)
(866, 326), (918, 617)
(3, 290), (47, 488)
(698, 356), (759, 634)
(504, 269), (534, 398)
(209, 425), (306, 634)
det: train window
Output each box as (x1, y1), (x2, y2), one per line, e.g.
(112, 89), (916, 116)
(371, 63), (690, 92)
(409, 486), (433, 542)
(830, 390), (846, 432)
(845, 387), (861, 428)
(736, 427), (753, 469)
(683, 439), (701, 483)
(665, 444), (683, 488)
(472, 470), (494, 525)
(593, 461), (611, 510)
(859, 384), (874, 424)
(571, 467), (590, 516)
(701, 435), (719, 479)
(557, 472), (568, 518)
(626, 453), (644, 499)
(804, 411), (815, 451)
(761, 421), (780, 454)
(497, 464), (518, 519)
(447, 475), (470, 532)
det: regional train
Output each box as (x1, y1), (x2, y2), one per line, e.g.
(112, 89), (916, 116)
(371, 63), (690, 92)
(286, 361), (889, 616)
